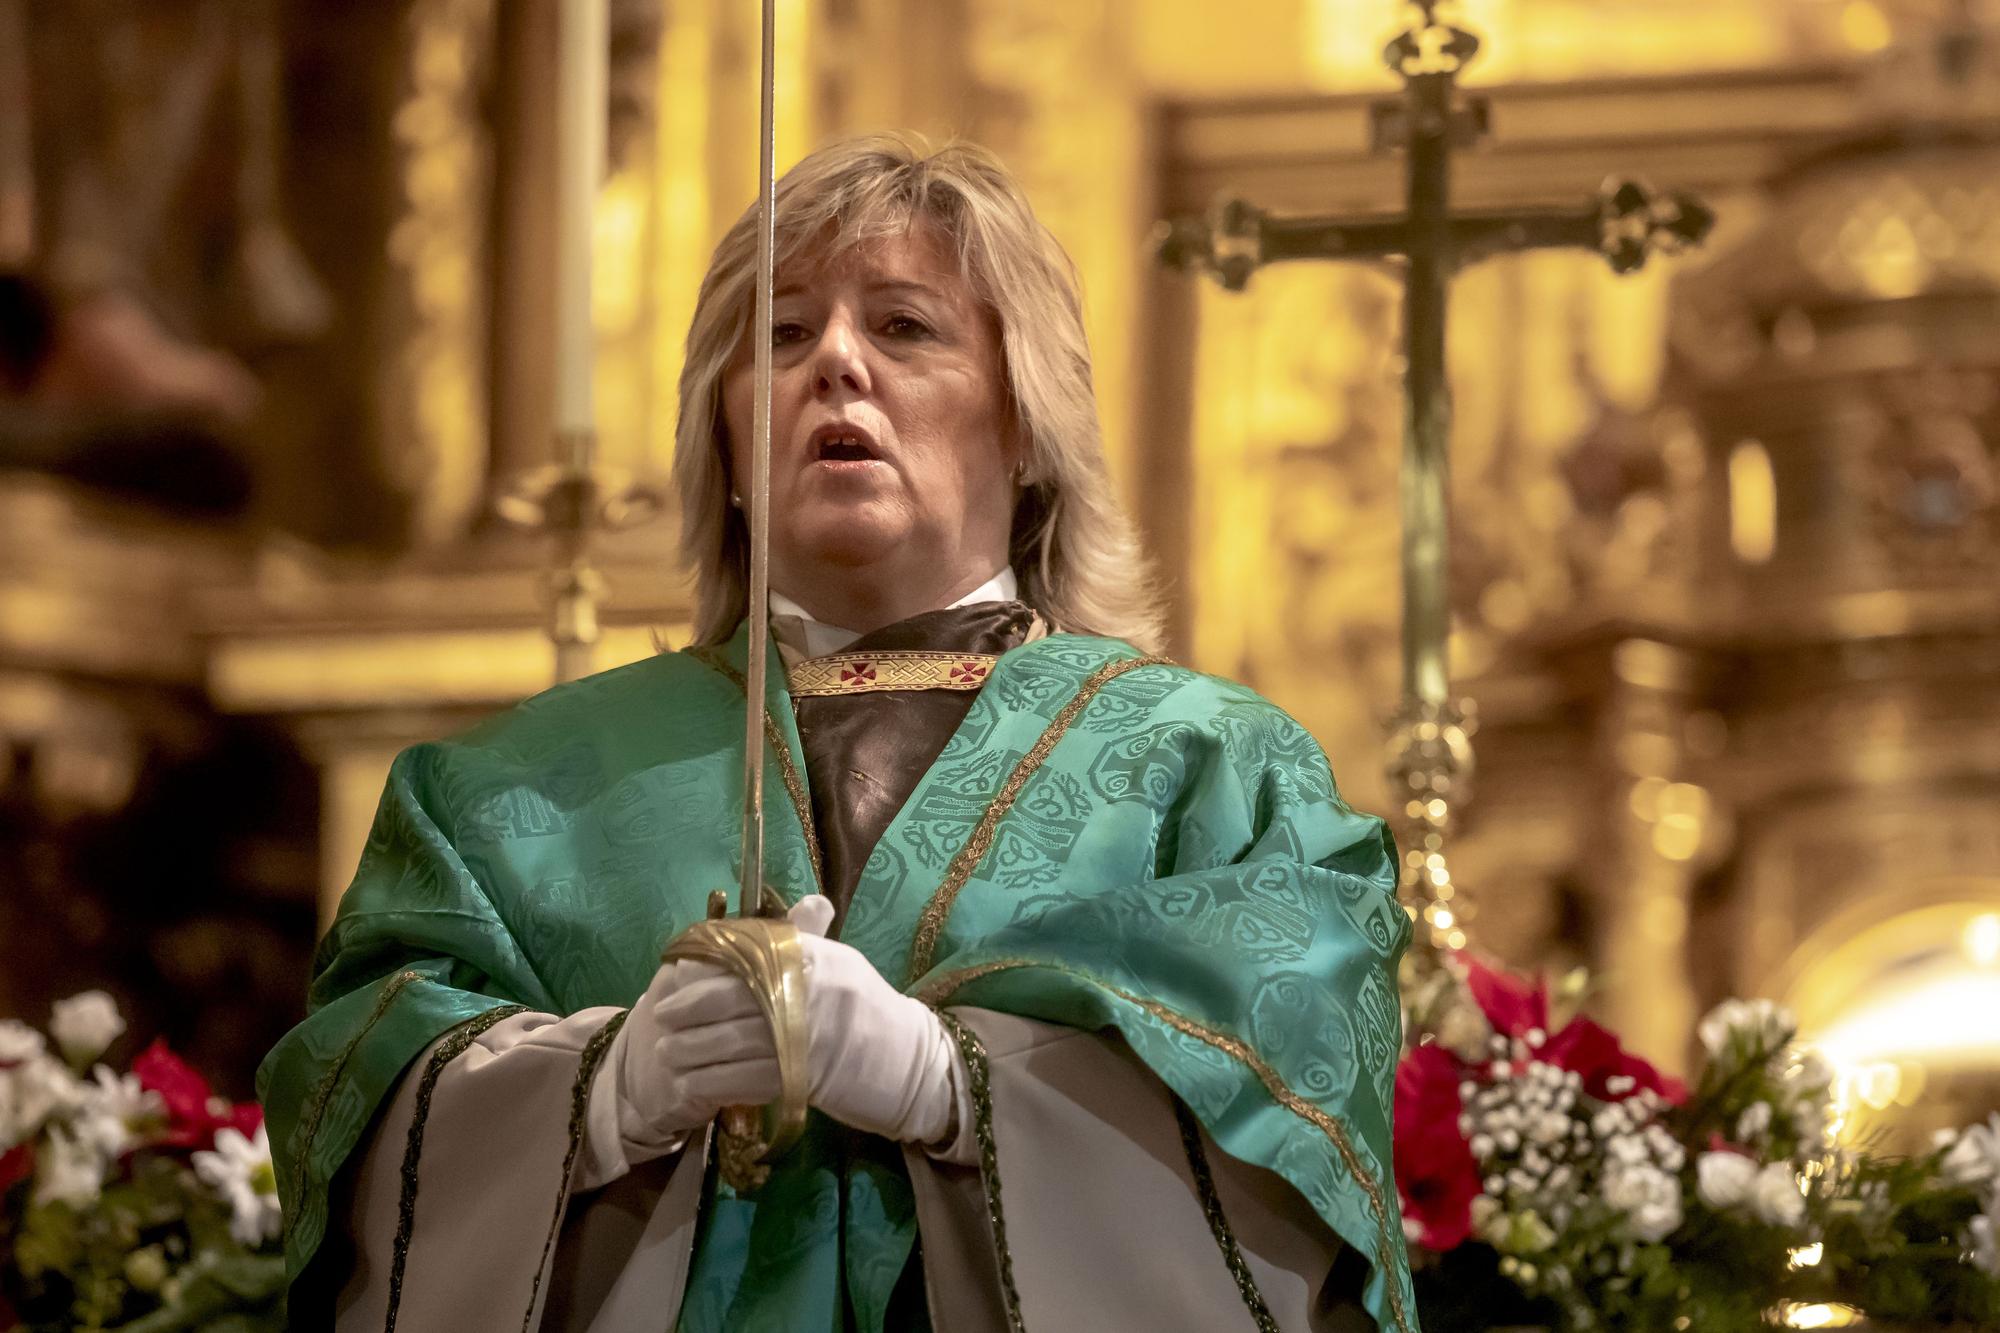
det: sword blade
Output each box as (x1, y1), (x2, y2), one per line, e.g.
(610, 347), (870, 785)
(738, 0), (779, 919)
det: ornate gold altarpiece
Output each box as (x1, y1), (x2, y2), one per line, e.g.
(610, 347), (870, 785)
(3, 0), (1995, 1130)
(1134, 23), (1999, 1135)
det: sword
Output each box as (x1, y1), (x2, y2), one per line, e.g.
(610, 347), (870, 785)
(739, 0), (778, 924)
(659, 0), (811, 1194)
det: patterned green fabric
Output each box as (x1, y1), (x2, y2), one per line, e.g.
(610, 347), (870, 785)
(258, 623), (1418, 1332)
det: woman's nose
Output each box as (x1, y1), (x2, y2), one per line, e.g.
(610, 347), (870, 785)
(808, 315), (870, 398)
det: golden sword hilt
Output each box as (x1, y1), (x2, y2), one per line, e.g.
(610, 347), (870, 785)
(660, 887), (810, 1192)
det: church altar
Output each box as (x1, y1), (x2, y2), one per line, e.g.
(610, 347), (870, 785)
(3, 0), (1999, 1330)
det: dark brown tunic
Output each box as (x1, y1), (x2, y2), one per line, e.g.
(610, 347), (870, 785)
(790, 600), (1039, 932)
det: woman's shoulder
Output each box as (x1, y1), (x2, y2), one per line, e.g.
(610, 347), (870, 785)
(1038, 632), (1319, 744)
(423, 644), (738, 762)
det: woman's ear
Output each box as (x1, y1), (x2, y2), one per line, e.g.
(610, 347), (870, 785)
(1007, 410), (1034, 487)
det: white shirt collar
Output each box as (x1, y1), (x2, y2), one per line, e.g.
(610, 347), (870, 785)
(769, 567), (1019, 659)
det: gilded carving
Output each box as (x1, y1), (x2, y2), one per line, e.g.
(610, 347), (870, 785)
(381, 0), (496, 546)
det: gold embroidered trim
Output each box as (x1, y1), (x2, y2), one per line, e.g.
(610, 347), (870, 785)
(520, 1010), (628, 1332)
(788, 650), (1000, 697)
(905, 654), (1168, 982)
(386, 1003), (528, 1332)
(690, 647), (826, 892)
(919, 959), (1414, 1333)
(285, 968), (422, 1247)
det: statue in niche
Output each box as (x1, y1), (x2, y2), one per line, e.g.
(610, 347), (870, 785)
(0, 0), (326, 517)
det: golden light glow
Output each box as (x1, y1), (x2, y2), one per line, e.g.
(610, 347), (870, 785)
(1966, 912), (2000, 967)
(593, 171), (649, 335)
(1307, 0), (1812, 88)
(1650, 782), (1711, 861)
(1817, 972), (2000, 1068)
(1729, 439), (1778, 564)
(1778, 1303), (1863, 1329)
(1785, 898), (2000, 1144)
(1844, 1059), (1904, 1110)
(1788, 1242), (1824, 1269)
(650, 0), (714, 466)
(593, 167), (655, 472)
(1305, 0), (1411, 86)
(1839, 1), (1893, 53)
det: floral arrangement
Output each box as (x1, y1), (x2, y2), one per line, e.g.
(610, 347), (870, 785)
(1397, 957), (2000, 1331)
(0, 993), (285, 1332)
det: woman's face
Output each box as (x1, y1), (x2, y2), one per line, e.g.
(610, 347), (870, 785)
(721, 222), (1020, 616)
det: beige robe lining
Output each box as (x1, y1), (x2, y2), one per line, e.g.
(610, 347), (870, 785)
(330, 1007), (1370, 1331)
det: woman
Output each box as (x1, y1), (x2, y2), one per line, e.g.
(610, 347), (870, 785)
(261, 134), (1416, 1333)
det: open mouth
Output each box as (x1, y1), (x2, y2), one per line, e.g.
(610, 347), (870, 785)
(809, 424), (884, 465)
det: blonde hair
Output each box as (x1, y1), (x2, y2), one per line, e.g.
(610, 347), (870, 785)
(672, 132), (1164, 652)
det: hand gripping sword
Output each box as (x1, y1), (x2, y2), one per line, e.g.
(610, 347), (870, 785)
(658, 0), (810, 1194)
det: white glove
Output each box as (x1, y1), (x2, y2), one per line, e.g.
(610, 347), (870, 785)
(789, 895), (970, 1155)
(596, 895), (969, 1176)
(601, 896), (833, 1162)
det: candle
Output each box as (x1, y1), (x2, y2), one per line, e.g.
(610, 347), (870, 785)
(554, 0), (608, 441)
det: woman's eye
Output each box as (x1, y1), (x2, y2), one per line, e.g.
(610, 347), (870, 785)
(882, 314), (930, 338)
(772, 321), (812, 346)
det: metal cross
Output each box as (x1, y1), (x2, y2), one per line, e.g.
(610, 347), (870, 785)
(1158, 0), (1713, 957)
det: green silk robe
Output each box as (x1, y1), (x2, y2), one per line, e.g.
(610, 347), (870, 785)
(258, 625), (1419, 1332)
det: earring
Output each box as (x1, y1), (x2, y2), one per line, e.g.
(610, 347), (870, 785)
(730, 491), (743, 509)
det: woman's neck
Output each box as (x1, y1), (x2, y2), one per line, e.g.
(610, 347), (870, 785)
(770, 564), (1014, 636)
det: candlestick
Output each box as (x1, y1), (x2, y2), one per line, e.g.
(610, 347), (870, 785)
(496, 0), (664, 685)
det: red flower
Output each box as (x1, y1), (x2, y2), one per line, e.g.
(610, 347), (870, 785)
(1463, 956), (1549, 1038)
(1460, 957), (1686, 1105)
(133, 1039), (263, 1151)
(227, 1101), (264, 1138)
(0, 1142), (33, 1197)
(1394, 1043), (1483, 1251)
(1541, 1015), (1687, 1106)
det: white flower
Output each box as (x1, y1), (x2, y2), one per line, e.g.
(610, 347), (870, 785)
(193, 1123), (281, 1248)
(1940, 1113), (2000, 1193)
(31, 1124), (107, 1209)
(1780, 1048), (1836, 1116)
(0, 1074), (20, 1150)
(1697, 1151), (1759, 1209)
(1736, 1101), (1773, 1143)
(0, 1018), (47, 1065)
(1603, 1164), (1683, 1243)
(49, 991), (125, 1066)
(1751, 1161), (1807, 1228)
(1971, 1211), (1999, 1278)
(72, 1067), (159, 1160)
(1470, 1194), (1504, 1241)
(1698, 998), (1795, 1062)
(1, 1053), (86, 1147)
(1529, 1111), (1569, 1145)
(87, 1065), (160, 1124)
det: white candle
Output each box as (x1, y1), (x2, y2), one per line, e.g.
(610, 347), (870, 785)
(554, 0), (608, 440)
